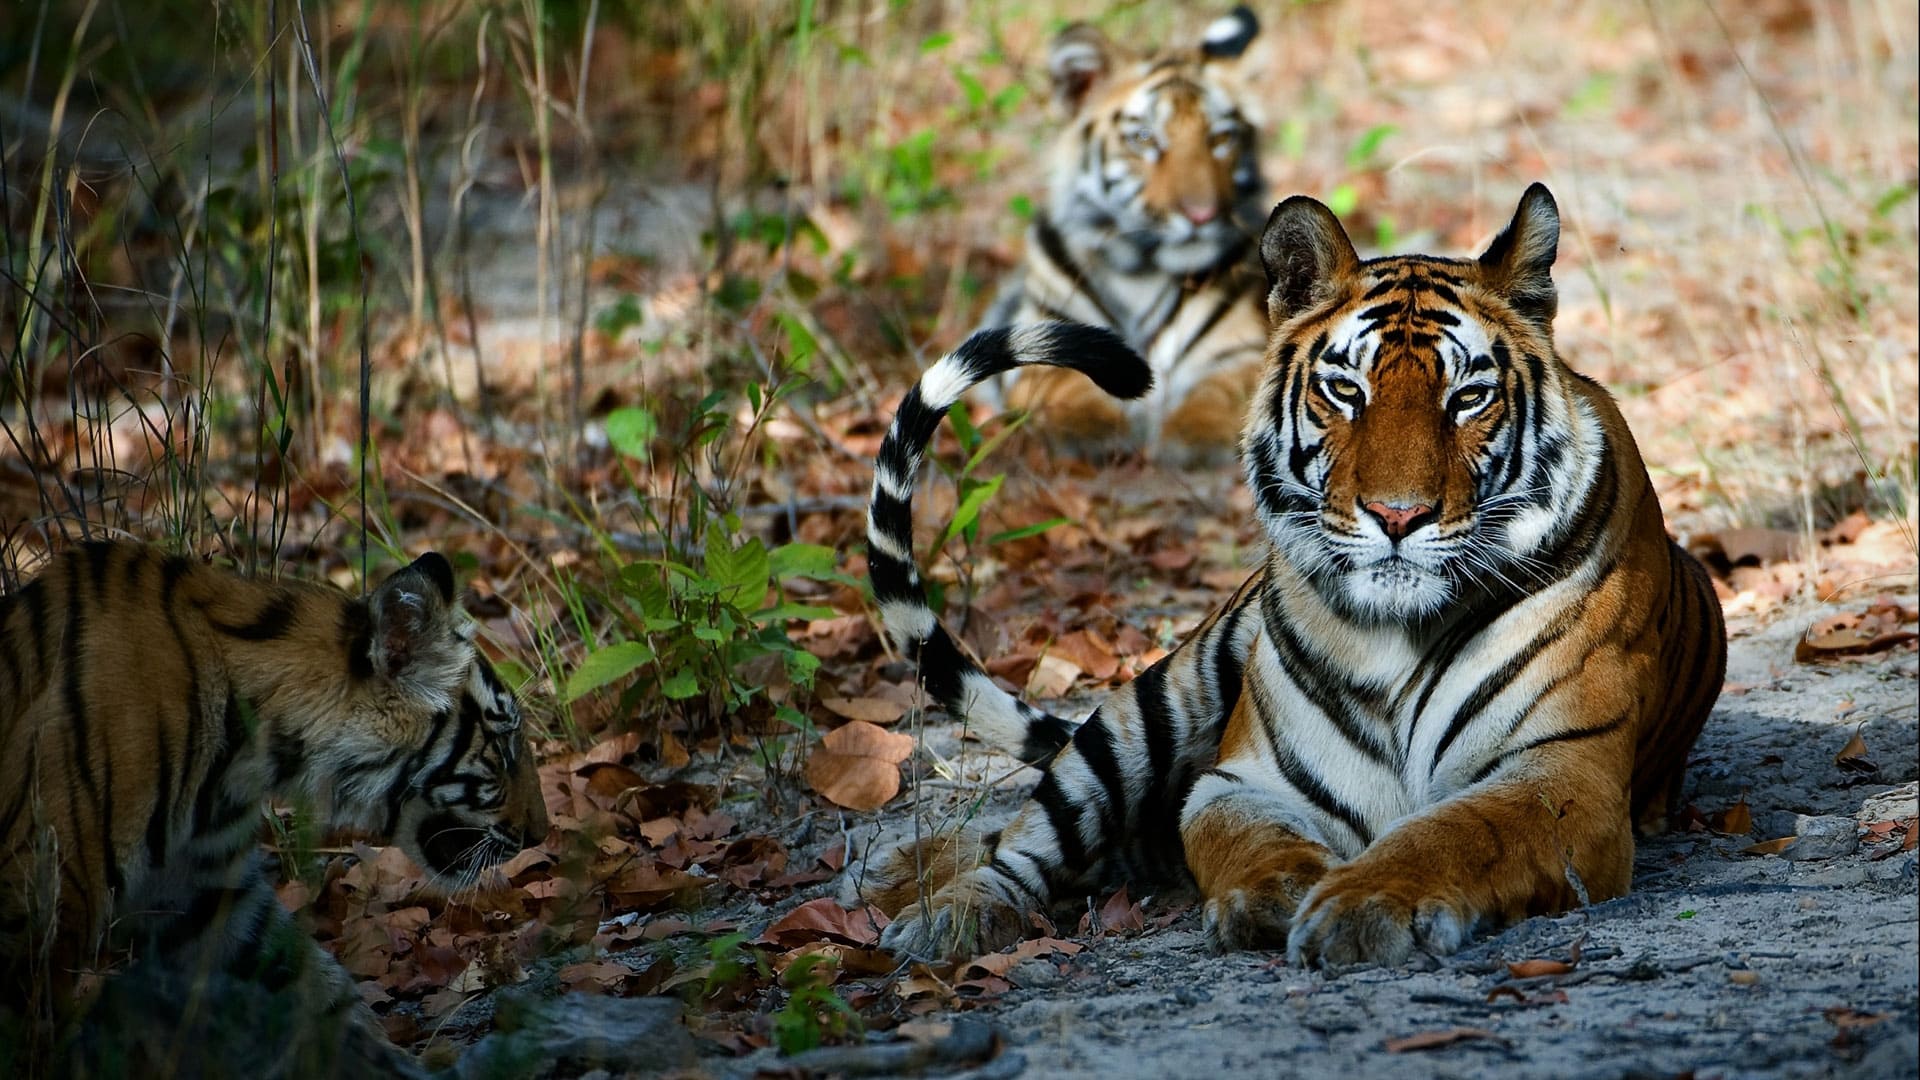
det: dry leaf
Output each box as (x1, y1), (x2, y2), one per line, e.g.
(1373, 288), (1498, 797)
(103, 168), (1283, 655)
(821, 695), (908, 725)
(806, 721), (916, 810)
(1823, 1006), (1890, 1031)
(1025, 653), (1082, 698)
(559, 959), (635, 994)
(758, 897), (889, 948)
(1505, 958), (1575, 978)
(1707, 799), (1753, 836)
(576, 761), (647, 799)
(1486, 985), (1570, 1006)
(1384, 1027), (1497, 1053)
(1049, 629), (1122, 681)
(1834, 727), (1876, 773)
(1742, 836), (1795, 856)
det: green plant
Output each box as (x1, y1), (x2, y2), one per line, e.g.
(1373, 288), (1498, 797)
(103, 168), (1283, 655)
(922, 402), (1067, 616)
(560, 374), (841, 747)
(772, 952), (861, 1055)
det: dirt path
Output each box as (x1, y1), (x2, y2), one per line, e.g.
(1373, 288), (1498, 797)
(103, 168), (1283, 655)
(827, 592), (1918, 1080)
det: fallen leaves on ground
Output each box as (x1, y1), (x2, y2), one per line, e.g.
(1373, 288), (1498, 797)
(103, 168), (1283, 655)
(1505, 958), (1576, 978)
(757, 897), (890, 949)
(1078, 886), (1145, 936)
(805, 720), (917, 810)
(1704, 798), (1753, 836)
(1384, 1027), (1499, 1053)
(1796, 599), (1919, 663)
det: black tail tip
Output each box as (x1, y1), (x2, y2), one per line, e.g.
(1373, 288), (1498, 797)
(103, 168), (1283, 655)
(1047, 323), (1154, 401)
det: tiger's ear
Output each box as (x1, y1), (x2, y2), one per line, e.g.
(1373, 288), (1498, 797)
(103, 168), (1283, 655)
(1260, 195), (1361, 326)
(1477, 183), (1560, 330)
(1200, 5), (1260, 60)
(368, 553), (458, 680)
(1049, 23), (1114, 115)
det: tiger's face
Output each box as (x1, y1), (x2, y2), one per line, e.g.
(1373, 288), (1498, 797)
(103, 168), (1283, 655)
(1045, 7), (1265, 275)
(391, 657), (547, 885)
(1245, 185), (1598, 622)
(343, 555), (549, 885)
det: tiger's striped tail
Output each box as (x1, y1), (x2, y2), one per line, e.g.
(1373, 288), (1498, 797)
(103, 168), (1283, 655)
(867, 323), (1152, 763)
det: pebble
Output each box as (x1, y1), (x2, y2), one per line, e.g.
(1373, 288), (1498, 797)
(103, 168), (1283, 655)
(1781, 815), (1860, 861)
(1010, 959), (1066, 990)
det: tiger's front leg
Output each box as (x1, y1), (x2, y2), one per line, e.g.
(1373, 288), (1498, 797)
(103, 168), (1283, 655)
(1179, 690), (1342, 952)
(1285, 744), (1634, 968)
(1284, 664), (1644, 969)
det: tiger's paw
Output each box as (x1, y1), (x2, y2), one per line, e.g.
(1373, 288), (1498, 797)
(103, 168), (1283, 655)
(1285, 865), (1475, 969)
(1183, 799), (1335, 953)
(875, 871), (1033, 961)
(1202, 885), (1299, 952)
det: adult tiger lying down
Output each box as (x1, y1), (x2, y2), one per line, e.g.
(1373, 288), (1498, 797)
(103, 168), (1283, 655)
(0, 541), (546, 1036)
(857, 184), (1726, 967)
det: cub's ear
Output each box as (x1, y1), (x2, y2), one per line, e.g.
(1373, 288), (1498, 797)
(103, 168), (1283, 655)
(367, 553), (458, 680)
(1201, 5), (1260, 60)
(405, 551), (456, 604)
(1260, 195), (1361, 326)
(1050, 22), (1115, 115)
(1477, 182), (1560, 330)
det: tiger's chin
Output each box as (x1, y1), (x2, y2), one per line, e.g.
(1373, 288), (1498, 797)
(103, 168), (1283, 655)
(1335, 559), (1453, 623)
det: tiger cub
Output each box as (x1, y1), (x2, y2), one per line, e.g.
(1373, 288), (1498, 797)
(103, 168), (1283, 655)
(0, 541), (547, 1022)
(978, 5), (1271, 465)
(860, 185), (1726, 966)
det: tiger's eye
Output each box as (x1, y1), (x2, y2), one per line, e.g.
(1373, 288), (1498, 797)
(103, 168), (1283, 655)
(1449, 386), (1492, 414)
(1319, 377), (1365, 408)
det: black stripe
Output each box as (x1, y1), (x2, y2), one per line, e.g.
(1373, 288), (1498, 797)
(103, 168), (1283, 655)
(146, 709), (174, 869)
(1209, 601), (1248, 728)
(193, 694), (255, 832)
(1131, 665), (1181, 866)
(269, 724), (307, 785)
(1247, 677), (1373, 844)
(22, 578), (50, 677)
(1070, 716), (1130, 848)
(1262, 599), (1393, 766)
(159, 556), (200, 839)
(1032, 215), (1121, 328)
(1271, 739), (1373, 846)
(59, 555), (120, 895)
(1473, 709), (1632, 784)
(211, 592), (298, 641)
(1029, 770), (1089, 880)
(387, 706), (456, 834)
(1180, 290), (1243, 364)
(341, 601), (375, 679)
(1428, 606), (1581, 773)
(989, 853), (1046, 904)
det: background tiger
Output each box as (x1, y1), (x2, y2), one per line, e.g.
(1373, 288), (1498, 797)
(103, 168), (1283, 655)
(859, 184), (1727, 966)
(975, 5), (1271, 465)
(0, 541), (547, 1053)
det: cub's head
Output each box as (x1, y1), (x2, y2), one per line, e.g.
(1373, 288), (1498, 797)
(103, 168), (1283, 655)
(344, 554), (548, 885)
(1043, 6), (1265, 274)
(1244, 184), (1600, 622)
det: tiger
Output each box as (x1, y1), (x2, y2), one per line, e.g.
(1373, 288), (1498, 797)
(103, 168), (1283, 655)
(0, 540), (547, 1045)
(975, 5), (1272, 466)
(858, 183), (1727, 968)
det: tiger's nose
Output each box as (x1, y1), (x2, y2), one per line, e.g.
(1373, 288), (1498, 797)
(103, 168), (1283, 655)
(1181, 201), (1220, 225)
(1362, 501), (1437, 541)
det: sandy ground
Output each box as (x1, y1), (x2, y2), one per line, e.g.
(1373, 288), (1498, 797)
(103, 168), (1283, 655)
(827, 592), (1919, 1080)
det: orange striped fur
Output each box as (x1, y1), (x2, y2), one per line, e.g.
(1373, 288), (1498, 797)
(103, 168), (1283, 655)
(0, 540), (545, 1023)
